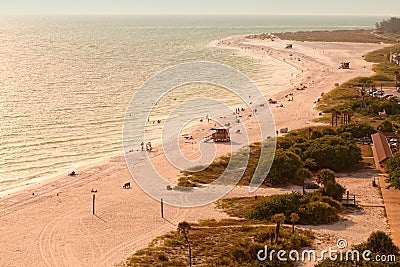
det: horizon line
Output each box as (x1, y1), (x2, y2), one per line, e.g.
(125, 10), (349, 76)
(0, 13), (395, 17)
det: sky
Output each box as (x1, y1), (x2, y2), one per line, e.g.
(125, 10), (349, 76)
(0, 0), (398, 16)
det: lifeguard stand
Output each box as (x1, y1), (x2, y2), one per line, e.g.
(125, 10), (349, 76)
(212, 127), (231, 142)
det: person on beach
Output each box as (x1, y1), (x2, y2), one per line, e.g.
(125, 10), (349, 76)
(146, 142), (152, 152)
(141, 141), (144, 151)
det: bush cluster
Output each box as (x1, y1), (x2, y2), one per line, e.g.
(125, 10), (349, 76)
(247, 192), (341, 225)
(316, 231), (400, 266)
(386, 152), (400, 189)
(280, 130), (362, 172)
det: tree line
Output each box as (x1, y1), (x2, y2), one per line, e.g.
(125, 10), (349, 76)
(376, 17), (400, 33)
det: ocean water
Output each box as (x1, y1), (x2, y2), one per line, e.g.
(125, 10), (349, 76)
(0, 15), (384, 192)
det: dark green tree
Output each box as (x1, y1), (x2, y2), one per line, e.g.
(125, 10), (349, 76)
(376, 17), (400, 33)
(316, 169), (336, 186)
(266, 149), (302, 185)
(338, 123), (376, 139)
(386, 152), (400, 189)
(296, 168), (313, 194)
(320, 181), (346, 201)
(361, 231), (399, 255)
(377, 120), (394, 133)
(303, 135), (362, 171)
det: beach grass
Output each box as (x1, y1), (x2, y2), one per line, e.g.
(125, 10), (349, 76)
(317, 43), (400, 124)
(273, 29), (400, 44)
(121, 219), (314, 267)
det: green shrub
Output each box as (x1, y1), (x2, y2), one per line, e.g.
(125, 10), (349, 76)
(299, 201), (339, 225)
(377, 120), (394, 132)
(265, 149), (303, 185)
(247, 192), (341, 225)
(338, 123), (376, 138)
(320, 181), (346, 201)
(316, 169), (336, 185)
(302, 135), (362, 171)
(165, 238), (184, 247)
(356, 231), (399, 255)
(255, 228), (275, 243)
(317, 231), (400, 266)
(231, 248), (249, 263)
(157, 253), (169, 262)
(386, 152), (400, 189)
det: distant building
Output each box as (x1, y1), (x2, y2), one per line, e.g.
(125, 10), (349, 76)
(378, 109), (388, 119)
(371, 132), (394, 168)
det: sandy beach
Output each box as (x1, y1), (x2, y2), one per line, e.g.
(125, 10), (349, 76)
(0, 36), (389, 266)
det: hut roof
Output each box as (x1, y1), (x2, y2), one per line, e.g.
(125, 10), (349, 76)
(372, 132), (393, 163)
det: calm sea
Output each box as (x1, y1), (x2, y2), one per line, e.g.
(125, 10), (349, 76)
(0, 15), (384, 192)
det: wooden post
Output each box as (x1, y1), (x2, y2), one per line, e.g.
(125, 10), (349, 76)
(347, 191), (349, 202)
(161, 198), (164, 218)
(353, 195), (356, 206)
(92, 194), (95, 215)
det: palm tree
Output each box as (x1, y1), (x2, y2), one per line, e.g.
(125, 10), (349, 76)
(290, 213), (300, 233)
(271, 213), (286, 244)
(296, 168), (313, 194)
(331, 109), (335, 126)
(359, 85), (367, 109)
(342, 109), (352, 124)
(178, 221), (192, 267)
(331, 109), (340, 126)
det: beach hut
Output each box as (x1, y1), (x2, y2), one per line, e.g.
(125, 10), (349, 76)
(211, 127), (231, 142)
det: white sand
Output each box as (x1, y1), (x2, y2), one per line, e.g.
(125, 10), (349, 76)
(0, 36), (389, 267)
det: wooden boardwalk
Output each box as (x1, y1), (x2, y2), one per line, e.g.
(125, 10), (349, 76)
(378, 175), (400, 247)
(371, 144), (400, 247)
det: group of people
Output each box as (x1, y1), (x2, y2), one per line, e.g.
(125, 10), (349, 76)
(235, 107), (245, 114)
(140, 141), (152, 152)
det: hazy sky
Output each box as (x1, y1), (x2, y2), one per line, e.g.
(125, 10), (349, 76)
(0, 0), (398, 15)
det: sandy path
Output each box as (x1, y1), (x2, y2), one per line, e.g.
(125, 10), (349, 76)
(0, 36), (388, 266)
(371, 145), (400, 247)
(296, 168), (389, 267)
(378, 175), (400, 247)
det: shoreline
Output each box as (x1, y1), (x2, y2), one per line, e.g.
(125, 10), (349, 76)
(0, 34), (389, 266)
(2, 34), (386, 200)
